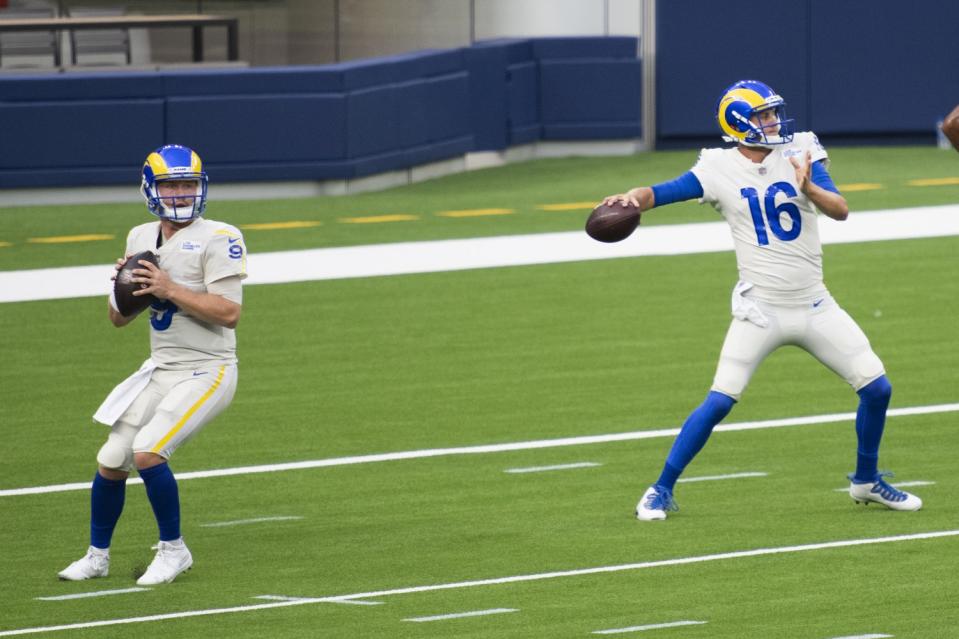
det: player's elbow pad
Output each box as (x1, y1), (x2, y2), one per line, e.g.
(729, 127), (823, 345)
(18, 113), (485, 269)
(651, 172), (704, 207)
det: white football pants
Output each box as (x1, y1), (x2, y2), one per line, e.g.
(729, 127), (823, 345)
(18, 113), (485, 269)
(97, 364), (238, 471)
(711, 294), (884, 400)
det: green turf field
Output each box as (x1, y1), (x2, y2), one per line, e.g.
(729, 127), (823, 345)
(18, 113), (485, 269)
(2, 147), (959, 638)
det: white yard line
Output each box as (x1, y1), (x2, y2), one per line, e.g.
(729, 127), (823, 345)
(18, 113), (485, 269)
(254, 594), (382, 605)
(828, 634), (893, 639)
(678, 472), (767, 483)
(403, 608), (518, 622)
(2, 205), (957, 304)
(3, 402), (958, 498)
(2, 531), (954, 637)
(504, 462), (601, 473)
(199, 516), (303, 528)
(592, 620), (707, 634)
(35, 588), (149, 601)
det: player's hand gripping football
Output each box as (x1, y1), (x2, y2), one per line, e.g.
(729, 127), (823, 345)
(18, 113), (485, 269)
(131, 260), (178, 300)
(602, 186), (649, 209)
(789, 150), (812, 194)
(111, 254), (132, 281)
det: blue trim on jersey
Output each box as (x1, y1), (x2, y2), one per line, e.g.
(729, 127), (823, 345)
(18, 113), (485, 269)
(811, 160), (840, 194)
(651, 171), (704, 207)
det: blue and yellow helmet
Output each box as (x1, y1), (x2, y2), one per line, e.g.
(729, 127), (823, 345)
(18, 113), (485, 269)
(716, 80), (794, 146)
(140, 144), (208, 221)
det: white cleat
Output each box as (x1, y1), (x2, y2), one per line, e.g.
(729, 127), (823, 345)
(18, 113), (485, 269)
(849, 472), (923, 511)
(636, 485), (678, 521)
(58, 546), (110, 581)
(136, 539), (193, 585)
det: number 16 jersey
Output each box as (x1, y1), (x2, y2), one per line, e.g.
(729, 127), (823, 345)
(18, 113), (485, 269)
(690, 131), (830, 304)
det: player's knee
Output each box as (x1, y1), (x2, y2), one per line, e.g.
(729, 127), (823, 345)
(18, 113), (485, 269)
(97, 439), (133, 471)
(133, 451), (167, 470)
(858, 374), (892, 405)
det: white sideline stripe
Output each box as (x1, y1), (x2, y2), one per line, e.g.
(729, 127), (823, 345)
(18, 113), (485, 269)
(504, 462), (601, 473)
(592, 620), (707, 634)
(833, 481), (934, 492)
(2, 204), (958, 304)
(3, 402), (958, 498)
(678, 472), (766, 483)
(254, 595), (382, 605)
(403, 608), (518, 622)
(200, 516), (303, 527)
(35, 588), (149, 601)
(828, 634), (893, 639)
(1, 531), (954, 637)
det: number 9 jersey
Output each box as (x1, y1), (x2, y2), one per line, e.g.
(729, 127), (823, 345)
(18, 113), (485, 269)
(124, 218), (248, 369)
(691, 131), (829, 304)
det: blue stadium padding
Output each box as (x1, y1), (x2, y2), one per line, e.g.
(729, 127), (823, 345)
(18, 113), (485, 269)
(162, 66), (346, 95)
(532, 36), (637, 60)
(507, 60), (540, 145)
(0, 36), (642, 187)
(0, 72), (163, 100)
(0, 100), (164, 170)
(463, 43), (510, 150)
(166, 94), (348, 163)
(539, 59), (641, 139)
(654, 0), (809, 141)
(808, 0), (959, 135)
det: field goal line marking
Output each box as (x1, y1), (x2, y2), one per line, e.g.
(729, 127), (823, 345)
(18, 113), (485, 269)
(2, 530), (955, 637)
(3, 402), (958, 498)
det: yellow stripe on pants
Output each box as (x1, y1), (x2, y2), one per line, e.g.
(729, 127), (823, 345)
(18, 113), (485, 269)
(151, 366), (226, 453)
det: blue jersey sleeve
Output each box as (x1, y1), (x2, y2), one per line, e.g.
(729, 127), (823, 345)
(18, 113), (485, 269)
(650, 171), (704, 207)
(811, 160), (840, 194)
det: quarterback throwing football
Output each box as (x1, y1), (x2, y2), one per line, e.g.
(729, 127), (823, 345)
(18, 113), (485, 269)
(59, 145), (247, 583)
(603, 80), (921, 521)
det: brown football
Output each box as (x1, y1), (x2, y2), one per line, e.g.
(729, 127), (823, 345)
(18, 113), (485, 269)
(113, 250), (159, 317)
(585, 201), (641, 243)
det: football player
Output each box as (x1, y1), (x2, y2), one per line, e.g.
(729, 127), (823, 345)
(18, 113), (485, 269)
(602, 80), (922, 521)
(942, 104), (959, 152)
(58, 145), (247, 582)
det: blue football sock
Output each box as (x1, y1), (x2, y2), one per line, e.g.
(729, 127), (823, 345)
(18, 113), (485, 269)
(656, 391), (736, 490)
(90, 472), (126, 549)
(139, 462), (181, 541)
(853, 375), (892, 483)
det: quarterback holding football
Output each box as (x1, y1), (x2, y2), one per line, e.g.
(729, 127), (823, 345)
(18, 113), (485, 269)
(602, 80), (922, 521)
(59, 144), (247, 584)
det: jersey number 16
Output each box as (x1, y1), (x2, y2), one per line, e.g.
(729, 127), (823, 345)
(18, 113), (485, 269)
(740, 182), (801, 246)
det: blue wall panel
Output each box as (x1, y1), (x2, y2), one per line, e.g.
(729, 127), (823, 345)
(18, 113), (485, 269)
(0, 100), (164, 170)
(655, 0), (809, 141)
(167, 94), (347, 162)
(808, 0), (959, 135)
(0, 37), (641, 187)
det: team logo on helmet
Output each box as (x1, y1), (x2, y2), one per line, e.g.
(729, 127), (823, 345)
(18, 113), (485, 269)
(716, 80), (794, 146)
(140, 144), (208, 222)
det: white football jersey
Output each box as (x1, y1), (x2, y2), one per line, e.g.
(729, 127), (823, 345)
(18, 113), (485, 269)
(124, 218), (247, 369)
(690, 131), (830, 303)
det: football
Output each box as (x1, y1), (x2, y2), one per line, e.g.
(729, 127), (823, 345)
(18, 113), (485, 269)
(585, 201), (641, 243)
(114, 250), (159, 317)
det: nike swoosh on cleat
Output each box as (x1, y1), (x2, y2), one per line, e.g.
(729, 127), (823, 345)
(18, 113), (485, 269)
(812, 299), (824, 307)
(192, 371), (208, 376)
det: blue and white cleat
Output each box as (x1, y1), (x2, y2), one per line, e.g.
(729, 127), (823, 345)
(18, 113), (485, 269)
(636, 485), (679, 521)
(848, 472), (922, 511)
